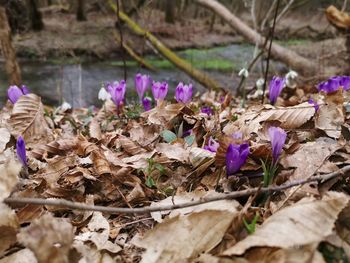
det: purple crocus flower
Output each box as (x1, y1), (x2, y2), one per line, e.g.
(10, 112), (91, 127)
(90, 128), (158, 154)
(269, 76), (285, 105)
(142, 97), (152, 111)
(308, 98), (319, 111)
(226, 143), (249, 176)
(16, 136), (27, 166)
(204, 137), (219, 152)
(7, 85), (28, 104)
(317, 77), (340, 93)
(201, 106), (213, 116)
(175, 82), (193, 103)
(108, 80), (126, 106)
(182, 129), (192, 138)
(152, 81), (168, 100)
(338, 76), (350, 91)
(135, 73), (150, 101)
(268, 126), (287, 164)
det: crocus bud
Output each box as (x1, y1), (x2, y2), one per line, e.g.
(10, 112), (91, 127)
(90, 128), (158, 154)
(204, 137), (219, 152)
(142, 97), (152, 111)
(8, 85), (27, 104)
(226, 143), (249, 176)
(108, 80), (126, 107)
(152, 81), (168, 100)
(268, 126), (287, 164)
(308, 98), (319, 112)
(175, 82), (192, 104)
(16, 136), (27, 166)
(269, 76), (285, 105)
(135, 73), (150, 101)
(201, 106), (213, 116)
(98, 87), (111, 101)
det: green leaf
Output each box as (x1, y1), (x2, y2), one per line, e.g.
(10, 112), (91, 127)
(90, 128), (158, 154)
(154, 163), (165, 175)
(243, 213), (260, 234)
(161, 130), (177, 143)
(185, 134), (195, 146)
(146, 176), (156, 188)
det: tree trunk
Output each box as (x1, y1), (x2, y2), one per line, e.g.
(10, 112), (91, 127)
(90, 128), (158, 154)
(76, 0), (87, 21)
(109, 0), (222, 91)
(0, 7), (21, 85)
(194, 0), (319, 76)
(28, 0), (44, 31)
(165, 0), (176, 23)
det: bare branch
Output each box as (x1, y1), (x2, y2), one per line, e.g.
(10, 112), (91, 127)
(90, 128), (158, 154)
(5, 165), (350, 214)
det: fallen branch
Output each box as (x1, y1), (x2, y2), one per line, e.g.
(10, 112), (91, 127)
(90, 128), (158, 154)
(5, 165), (350, 214)
(108, 0), (222, 91)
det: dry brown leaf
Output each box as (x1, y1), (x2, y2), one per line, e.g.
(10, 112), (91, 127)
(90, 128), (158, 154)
(0, 128), (10, 153)
(189, 147), (215, 168)
(17, 214), (74, 263)
(90, 150), (111, 176)
(280, 137), (342, 180)
(128, 124), (160, 147)
(326, 5), (350, 29)
(74, 212), (121, 254)
(8, 94), (53, 145)
(118, 135), (147, 155)
(315, 104), (344, 139)
(0, 158), (21, 202)
(156, 143), (189, 163)
(223, 191), (348, 256)
(134, 209), (238, 263)
(0, 203), (19, 257)
(0, 249), (37, 263)
(89, 117), (102, 140)
(142, 103), (184, 126)
(30, 139), (77, 160)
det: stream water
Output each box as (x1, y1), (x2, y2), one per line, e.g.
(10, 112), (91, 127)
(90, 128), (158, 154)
(0, 44), (285, 107)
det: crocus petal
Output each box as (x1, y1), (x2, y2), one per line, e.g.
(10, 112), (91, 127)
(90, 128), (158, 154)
(204, 137), (219, 152)
(226, 143), (249, 176)
(135, 73), (150, 100)
(16, 136), (27, 166)
(152, 81), (168, 100)
(268, 126), (287, 164)
(339, 76), (350, 91)
(7, 85), (24, 104)
(269, 76), (285, 105)
(308, 98), (319, 112)
(175, 82), (192, 103)
(110, 80), (126, 106)
(21, 85), (30, 95)
(201, 106), (213, 116)
(142, 97), (152, 111)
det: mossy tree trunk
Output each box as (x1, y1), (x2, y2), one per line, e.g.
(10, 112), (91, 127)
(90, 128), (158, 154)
(165, 0), (176, 23)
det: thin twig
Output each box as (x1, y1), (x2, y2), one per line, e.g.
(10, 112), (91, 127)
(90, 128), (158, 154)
(5, 165), (350, 214)
(261, 0), (280, 104)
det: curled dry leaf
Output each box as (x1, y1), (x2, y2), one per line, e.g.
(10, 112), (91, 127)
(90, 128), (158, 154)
(74, 212), (121, 254)
(223, 191), (348, 256)
(134, 208), (238, 263)
(90, 150), (111, 176)
(17, 214), (74, 263)
(281, 137), (342, 180)
(315, 104), (344, 139)
(0, 158), (21, 202)
(89, 117), (102, 140)
(8, 94), (53, 145)
(0, 128), (10, 153)
(156, 143), (189, 163)
(142, 103), (184, 127)
(118, 135), (147, 155)
(0, 249), (37, 263)
(0, 203), (19, 257)
(30, 139), (77, 160)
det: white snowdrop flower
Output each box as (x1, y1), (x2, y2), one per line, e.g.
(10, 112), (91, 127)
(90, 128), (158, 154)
(238, 68), (249, 78)
(256, 78), (265, 90)
(285, 70), (298, 88)
(247, 89), (264, 99)
(98, 87), (111, 101)
(60, 101), (71, 111)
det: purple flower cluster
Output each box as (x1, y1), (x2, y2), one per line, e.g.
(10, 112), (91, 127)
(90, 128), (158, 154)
(106, 81), (126, 107)
(8, 85), (29, 104)
(152, 81), (168, 100)
(204, 137), (219, 152)
(201, 106), (213, 116)
(269, 76), (285, 105)
(317, 76), (350, 93)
